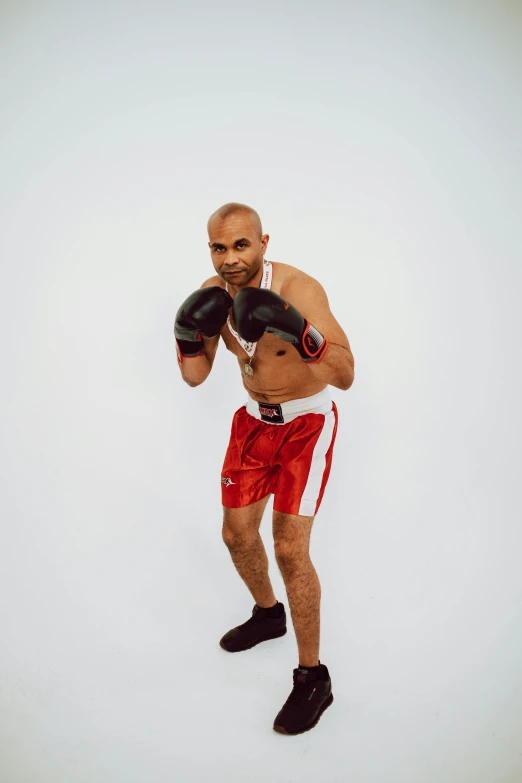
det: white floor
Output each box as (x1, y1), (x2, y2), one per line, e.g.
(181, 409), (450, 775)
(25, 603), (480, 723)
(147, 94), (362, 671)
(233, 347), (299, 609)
(2, 476), (522, 783)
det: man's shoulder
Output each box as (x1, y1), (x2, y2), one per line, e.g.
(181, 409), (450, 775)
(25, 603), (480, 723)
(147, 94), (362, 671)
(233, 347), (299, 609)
(276, 262), (320, 296)
(200, 274), (225, 289)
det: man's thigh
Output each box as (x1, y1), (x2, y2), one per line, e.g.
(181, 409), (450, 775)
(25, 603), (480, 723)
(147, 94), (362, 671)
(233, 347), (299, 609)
(221, 406), (277, 510)
(273, 403), (338, 517)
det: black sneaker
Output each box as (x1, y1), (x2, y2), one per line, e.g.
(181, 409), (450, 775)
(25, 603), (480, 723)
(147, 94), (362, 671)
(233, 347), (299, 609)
(273, 662), (333, 735)
(219, 602), (287, 652)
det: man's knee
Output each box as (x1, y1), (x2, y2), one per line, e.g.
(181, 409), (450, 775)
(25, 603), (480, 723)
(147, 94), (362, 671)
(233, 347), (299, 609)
(273, 511), (314, 571)
(222, 520), (241, 549)
(222, 516), (256, 551)
(222, 498), (269, 549)
(274, 540), (304, 573)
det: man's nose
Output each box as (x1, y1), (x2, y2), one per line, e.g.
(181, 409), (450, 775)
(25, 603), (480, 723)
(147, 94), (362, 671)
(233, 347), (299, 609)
(223, 253), (237, 266)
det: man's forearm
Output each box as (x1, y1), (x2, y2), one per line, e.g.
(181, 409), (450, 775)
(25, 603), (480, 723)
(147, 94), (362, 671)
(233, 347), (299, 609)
(178, 353), (211, 387)
(306, 343), (354, 391)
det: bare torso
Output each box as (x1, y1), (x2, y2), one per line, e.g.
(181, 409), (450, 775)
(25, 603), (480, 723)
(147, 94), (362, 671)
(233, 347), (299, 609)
(208, 261), (327, 404)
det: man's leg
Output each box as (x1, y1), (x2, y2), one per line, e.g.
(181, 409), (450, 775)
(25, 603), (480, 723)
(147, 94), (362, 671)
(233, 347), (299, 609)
(272, 512), (319, 667)
(222, 496), (278, 609)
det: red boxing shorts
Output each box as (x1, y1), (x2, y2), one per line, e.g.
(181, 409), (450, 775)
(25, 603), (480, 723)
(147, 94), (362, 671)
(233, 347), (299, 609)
(221, 388), (338, 516)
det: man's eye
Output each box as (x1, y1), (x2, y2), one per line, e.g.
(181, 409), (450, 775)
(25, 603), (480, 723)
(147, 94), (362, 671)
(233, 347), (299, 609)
(237, 243), (246, 249)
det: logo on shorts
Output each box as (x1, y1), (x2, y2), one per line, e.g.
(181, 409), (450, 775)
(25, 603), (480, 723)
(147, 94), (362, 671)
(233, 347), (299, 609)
(258, 402), (284, 424)
(221, 476), (236, 487)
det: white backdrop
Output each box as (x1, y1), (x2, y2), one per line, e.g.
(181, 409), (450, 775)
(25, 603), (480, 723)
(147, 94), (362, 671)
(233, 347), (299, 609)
(1, 2), (521, 782)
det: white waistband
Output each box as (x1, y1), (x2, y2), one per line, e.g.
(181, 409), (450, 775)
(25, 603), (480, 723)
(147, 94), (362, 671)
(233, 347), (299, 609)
(245, 388), (332, 425)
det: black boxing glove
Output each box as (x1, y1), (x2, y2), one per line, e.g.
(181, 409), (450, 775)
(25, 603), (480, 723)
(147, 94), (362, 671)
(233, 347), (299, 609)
(174, 286), (233, 361)
(233, 288), (328, 363)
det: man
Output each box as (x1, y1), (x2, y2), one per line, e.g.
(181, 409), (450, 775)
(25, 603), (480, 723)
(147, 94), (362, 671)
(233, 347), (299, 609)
(174, 202), (354, 735)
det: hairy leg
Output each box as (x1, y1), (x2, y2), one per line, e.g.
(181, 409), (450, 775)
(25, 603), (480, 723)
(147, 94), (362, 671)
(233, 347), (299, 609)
(273, 512), (320, 667)
(222, 496), (278, 609)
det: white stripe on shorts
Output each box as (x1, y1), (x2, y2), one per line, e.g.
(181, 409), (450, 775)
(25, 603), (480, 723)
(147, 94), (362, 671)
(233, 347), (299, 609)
(298, 407), (336, 516)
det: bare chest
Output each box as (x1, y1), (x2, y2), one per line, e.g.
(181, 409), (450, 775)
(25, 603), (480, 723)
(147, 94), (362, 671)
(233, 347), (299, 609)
(219, 308), (318, 401)
(211, 261), (326, 401)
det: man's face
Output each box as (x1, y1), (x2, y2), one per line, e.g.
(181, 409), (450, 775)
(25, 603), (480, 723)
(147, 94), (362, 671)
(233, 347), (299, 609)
(208, 213), (269, 287)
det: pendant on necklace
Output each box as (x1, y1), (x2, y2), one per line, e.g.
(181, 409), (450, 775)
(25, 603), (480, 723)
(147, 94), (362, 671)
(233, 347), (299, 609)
(243, 363), (254, 379)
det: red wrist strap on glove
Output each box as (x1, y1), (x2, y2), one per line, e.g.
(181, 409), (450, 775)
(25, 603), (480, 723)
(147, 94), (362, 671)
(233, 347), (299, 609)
(300, 322), (328, 363)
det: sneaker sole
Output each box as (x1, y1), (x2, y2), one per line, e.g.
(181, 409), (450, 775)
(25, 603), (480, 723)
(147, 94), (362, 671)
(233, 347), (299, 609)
(219, 626), (287, 653)
(273, 691), (334, 735)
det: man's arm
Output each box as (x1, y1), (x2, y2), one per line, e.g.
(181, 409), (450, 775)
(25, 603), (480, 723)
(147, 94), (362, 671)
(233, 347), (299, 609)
(178, 334), (219, 387)
(176, 277), (224, 388)
(281, 273), (355, 390)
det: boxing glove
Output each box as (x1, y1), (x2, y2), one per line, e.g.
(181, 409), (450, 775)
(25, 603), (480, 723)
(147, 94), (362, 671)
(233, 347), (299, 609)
(174, 286), (233, 359)
(233, 288), (328, 363)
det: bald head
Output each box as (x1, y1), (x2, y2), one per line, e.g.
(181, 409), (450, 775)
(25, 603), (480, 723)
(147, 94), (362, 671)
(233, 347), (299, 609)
(207, 202), (269, 288)
(207, 202), (263, 238)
